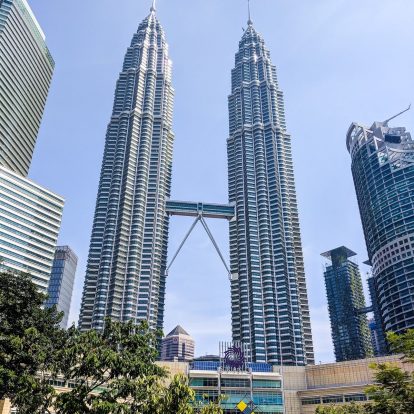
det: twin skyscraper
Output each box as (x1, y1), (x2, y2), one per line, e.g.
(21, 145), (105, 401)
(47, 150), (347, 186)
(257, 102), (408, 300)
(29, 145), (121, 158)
(79, 3), (315, 365)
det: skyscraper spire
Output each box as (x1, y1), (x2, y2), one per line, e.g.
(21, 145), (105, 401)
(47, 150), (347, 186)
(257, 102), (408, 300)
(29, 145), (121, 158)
(151, 0), (156, 12)
(247, 0), (253, 25)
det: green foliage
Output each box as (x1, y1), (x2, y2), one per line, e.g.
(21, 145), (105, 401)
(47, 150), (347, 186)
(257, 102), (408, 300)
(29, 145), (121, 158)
(315, 330), (414, 414)
(364, 362), (414, 414)
(0, 271), (65, 414)
(387, 330), (414, 362)
(316, 403), (367, 413)
(198, 402), (224, 414)
(54, 319), (166, 414)
(160, 374), (195, 414)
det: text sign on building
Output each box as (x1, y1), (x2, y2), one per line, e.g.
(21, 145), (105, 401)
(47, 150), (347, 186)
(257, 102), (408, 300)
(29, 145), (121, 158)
(220, 341), (250, 372)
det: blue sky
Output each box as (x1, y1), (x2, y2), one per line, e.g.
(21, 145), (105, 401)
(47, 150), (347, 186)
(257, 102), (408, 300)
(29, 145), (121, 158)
(28, 0), (414, 363)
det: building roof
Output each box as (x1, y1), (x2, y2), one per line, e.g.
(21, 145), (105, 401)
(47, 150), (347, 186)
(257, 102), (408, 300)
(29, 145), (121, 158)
(321, 246), (357, 261)
(166, 325), (190, 337)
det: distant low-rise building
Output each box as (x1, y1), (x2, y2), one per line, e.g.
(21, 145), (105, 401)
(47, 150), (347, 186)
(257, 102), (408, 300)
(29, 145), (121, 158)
(45, 246), (78, 329)
(161, 325), (195, 362)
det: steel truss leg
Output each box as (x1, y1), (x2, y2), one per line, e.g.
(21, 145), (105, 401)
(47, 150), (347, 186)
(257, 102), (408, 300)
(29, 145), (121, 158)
(166, 215), (231, 280)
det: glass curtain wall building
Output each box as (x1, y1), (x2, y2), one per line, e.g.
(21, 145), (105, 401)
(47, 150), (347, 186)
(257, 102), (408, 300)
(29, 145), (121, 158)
(45, 246), (78, 329)
(227, 19), (314, 365)
(0, 166), (64, 291)
(347, 119), (414, 350)
(321, 247), (373, 362)
(0, 0), (54, 176)
(79, 4), (174, 331)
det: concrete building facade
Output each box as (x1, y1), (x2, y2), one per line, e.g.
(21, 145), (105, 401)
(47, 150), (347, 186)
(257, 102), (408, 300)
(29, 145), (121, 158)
(161, 325), (195, 362)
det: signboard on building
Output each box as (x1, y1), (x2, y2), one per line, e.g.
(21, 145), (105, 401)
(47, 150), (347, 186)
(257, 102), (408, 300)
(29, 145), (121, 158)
(219, 341), (250, 372)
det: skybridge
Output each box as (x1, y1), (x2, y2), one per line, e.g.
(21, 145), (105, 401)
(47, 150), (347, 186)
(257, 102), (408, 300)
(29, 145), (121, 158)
(166, 200), (235, 220)
(165, 199), (236, 279)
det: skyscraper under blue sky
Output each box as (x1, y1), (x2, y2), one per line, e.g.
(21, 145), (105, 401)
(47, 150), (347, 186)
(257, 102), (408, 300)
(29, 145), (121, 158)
(228, 18), (314, 365)
(0, 0), (54, 176)
(29, 0), (414, 362)
(347, 116), (414, 349)
(322, 246), (372, 362)
(46, 246), (78, 328)
(79, 3), (174, 331)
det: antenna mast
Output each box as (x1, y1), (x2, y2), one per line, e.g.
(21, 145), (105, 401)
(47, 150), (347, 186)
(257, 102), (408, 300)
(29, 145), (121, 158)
(384, 104), (411, 126)
(247, 0), (253, 25)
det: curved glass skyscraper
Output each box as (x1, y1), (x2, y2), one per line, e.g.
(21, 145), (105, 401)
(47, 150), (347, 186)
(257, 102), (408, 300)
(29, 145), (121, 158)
(79, 4), (174, 331)
(347, 118), (414, 347)
(227, 19), (314, 365)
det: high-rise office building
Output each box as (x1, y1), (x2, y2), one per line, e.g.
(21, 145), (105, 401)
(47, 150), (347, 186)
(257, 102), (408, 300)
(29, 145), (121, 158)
(0, 0), (54, 176)
(321, 247), (373, 362)
(347, 115), (414, 344)
(0, 167), (64, 291)
(227, 18), (314, 365)
(161, 325), (195, 362)
(79, 4), (174, 331)
(45, 246), (78, 329)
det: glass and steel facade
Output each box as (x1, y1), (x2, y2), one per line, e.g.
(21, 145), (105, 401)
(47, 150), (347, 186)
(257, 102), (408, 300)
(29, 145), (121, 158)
(45, 246), (78, 329)
(321, 247), (373, 362)
(0, 0), (54, 176)
(0, 166), (64, 291)
(189, 359), (283, 413)
(227, 20), (314, 365)
(347, 120), (414, 343)
(79, 5), (174, 331)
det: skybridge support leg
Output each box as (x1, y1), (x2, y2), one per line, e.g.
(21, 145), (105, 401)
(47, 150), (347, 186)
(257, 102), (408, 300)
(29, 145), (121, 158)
(166, 214), (231, 280)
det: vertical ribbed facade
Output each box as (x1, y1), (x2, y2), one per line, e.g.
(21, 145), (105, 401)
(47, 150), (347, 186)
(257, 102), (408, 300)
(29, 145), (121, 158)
(0, 0), (54, 176)
(347, 120), (414, 351)
(46, 246), (78, 329)
(322, 247), (373, 362)
(79, 7), (174, 331)
(227, 21), (314, 365)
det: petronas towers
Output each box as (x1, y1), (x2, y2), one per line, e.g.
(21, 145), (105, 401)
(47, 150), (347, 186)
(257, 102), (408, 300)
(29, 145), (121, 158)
(79, 4), (314, 365)
(79, 5), (173, 332)
(228, 20), (314, 365)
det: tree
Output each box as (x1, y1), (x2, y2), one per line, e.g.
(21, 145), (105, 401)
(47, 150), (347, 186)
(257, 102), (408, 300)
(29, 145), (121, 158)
(316, 404), (366, 414)
(0, 272), (226, 414)
(198, 402), (224, 414)
(316, 330), (414, 414)
(160, 374), (195, 414)
(54, 319), (167, 414)
(0, 271), (65, 414)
